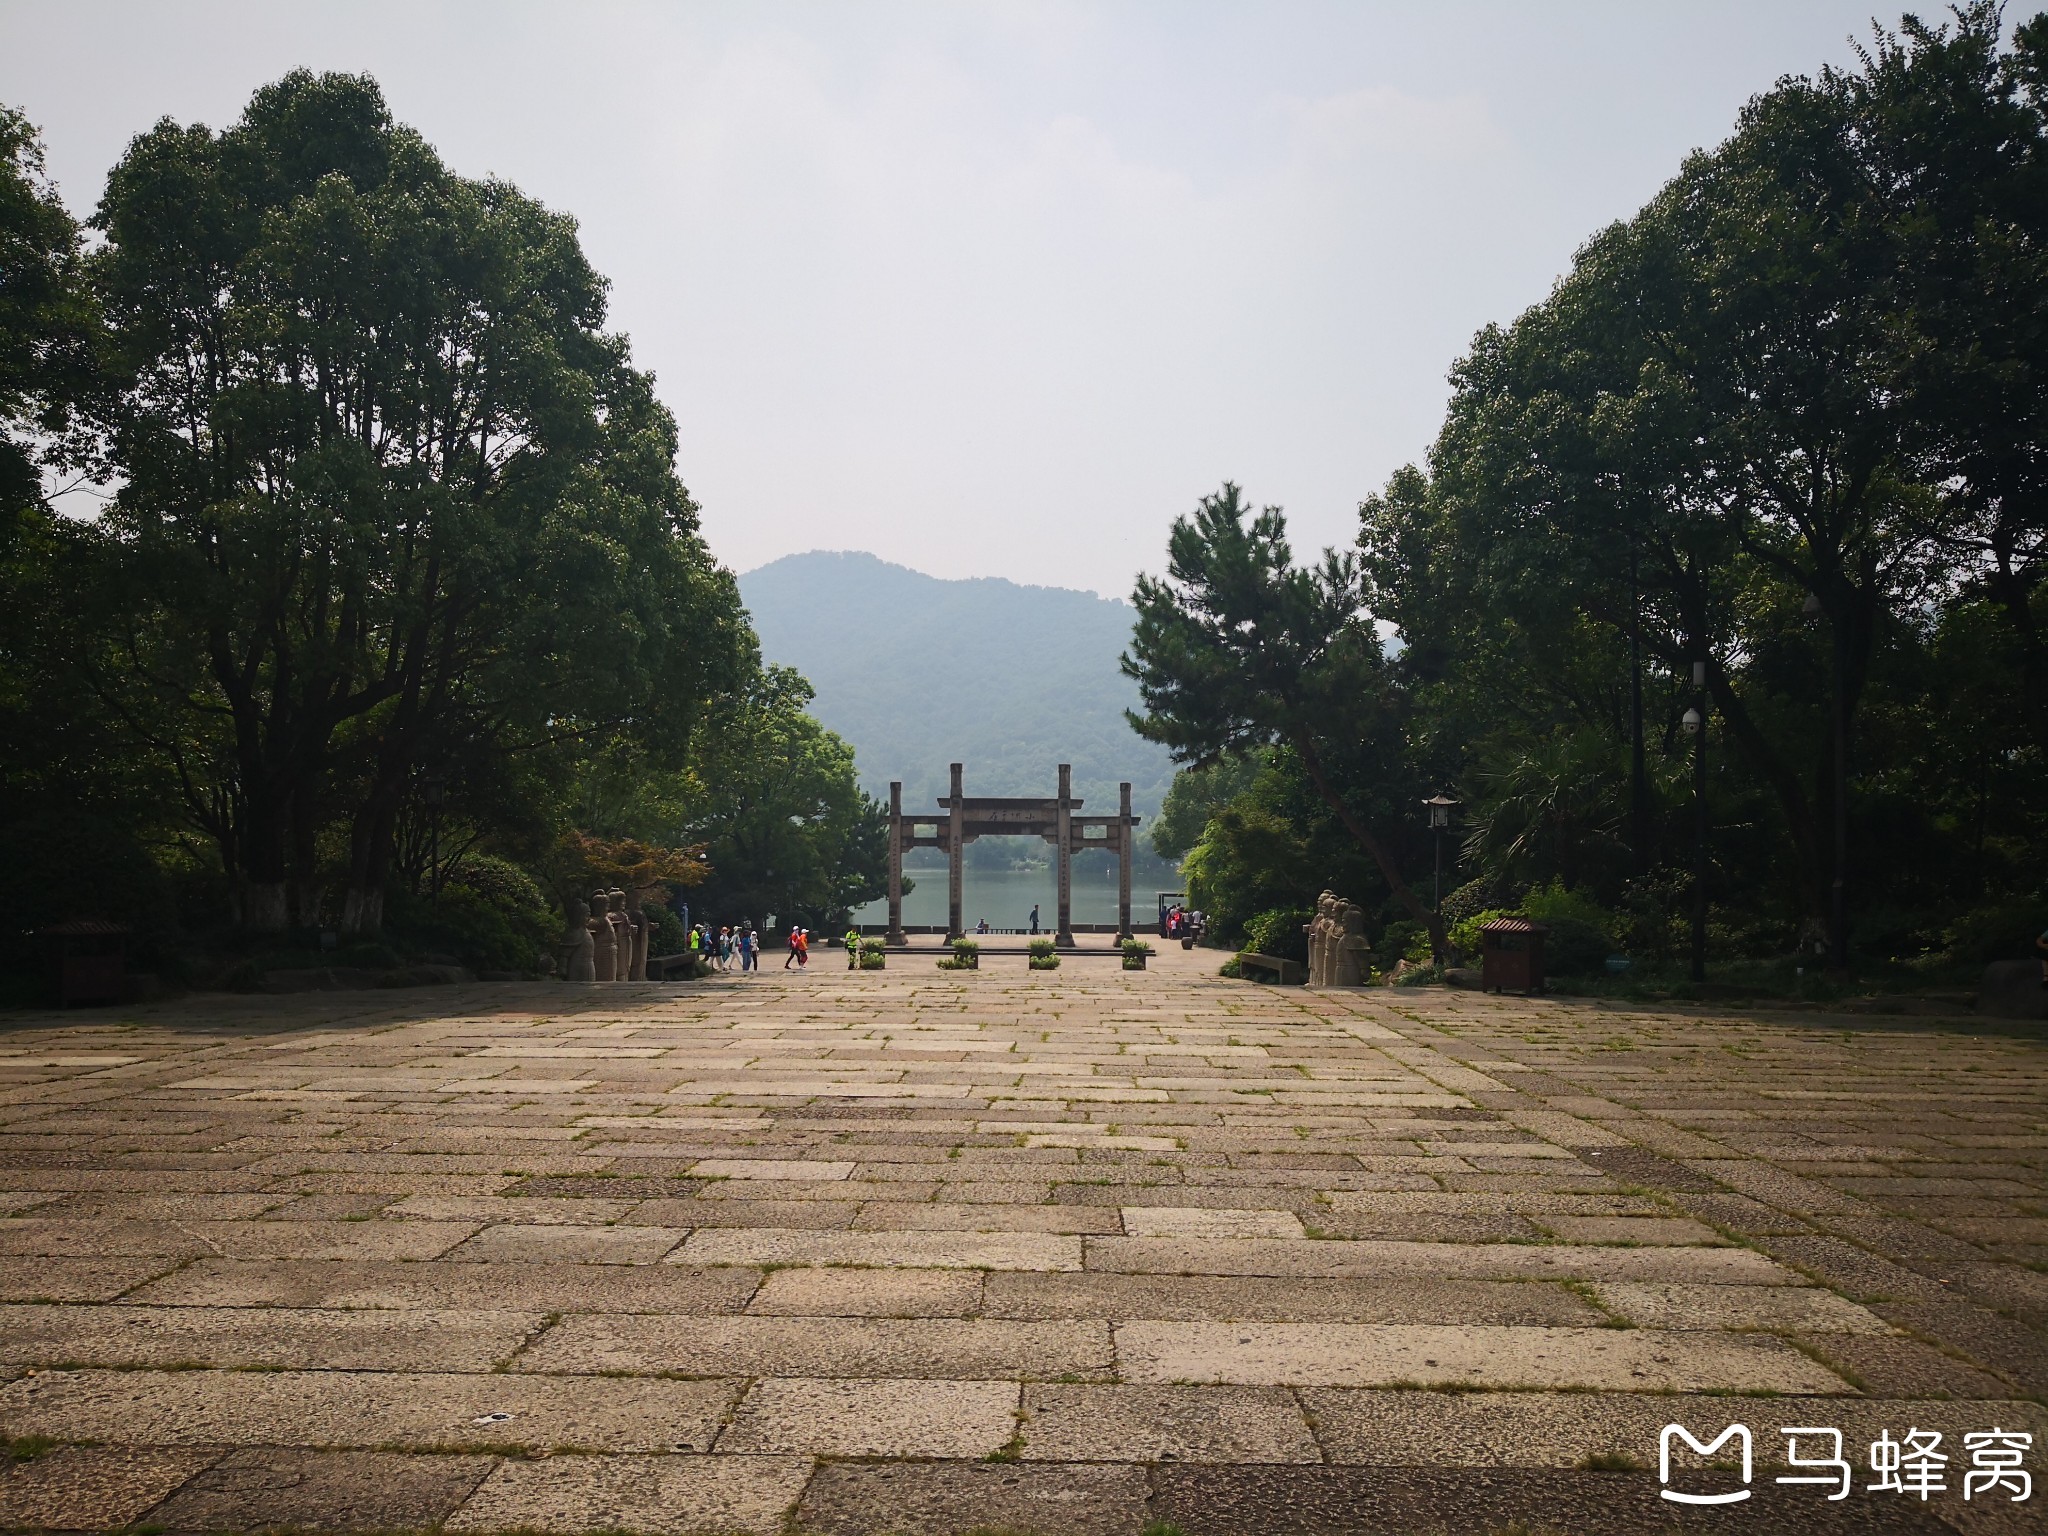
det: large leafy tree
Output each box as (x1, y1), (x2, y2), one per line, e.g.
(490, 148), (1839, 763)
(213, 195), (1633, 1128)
(684, 665), (891, 929)
(1123, 483), (1445, 956)
(84, 71), (746, 931)
(0, 103), (92, 514)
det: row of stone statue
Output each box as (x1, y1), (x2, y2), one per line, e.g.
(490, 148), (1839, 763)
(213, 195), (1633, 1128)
(565, 889), (650, 982)
(1307, 891), (1371, 987)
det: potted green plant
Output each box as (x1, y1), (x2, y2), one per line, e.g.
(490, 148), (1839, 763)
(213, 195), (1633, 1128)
(1027, 936), (1059, 971)
(857, 935), (888, 970)
(939, 936), (979, 970)
(1120, 937), (1153, 971)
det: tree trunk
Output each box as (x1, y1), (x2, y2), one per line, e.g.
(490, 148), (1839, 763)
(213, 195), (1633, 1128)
(340, 782), (404, 935)
(238, 786), (292, 932)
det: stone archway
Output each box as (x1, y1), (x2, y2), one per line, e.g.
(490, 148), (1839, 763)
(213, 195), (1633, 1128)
(886, 763), (1139, 943)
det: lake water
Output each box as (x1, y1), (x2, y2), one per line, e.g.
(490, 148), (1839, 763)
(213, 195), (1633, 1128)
(851, 863), (1177, 930)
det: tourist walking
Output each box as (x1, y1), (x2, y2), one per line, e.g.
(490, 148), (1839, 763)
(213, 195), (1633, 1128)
(793, 928), (809, 968)
(740, 924), (757, 972)
(784, 927), (800, 968)
(1029, 904), (1040, 935)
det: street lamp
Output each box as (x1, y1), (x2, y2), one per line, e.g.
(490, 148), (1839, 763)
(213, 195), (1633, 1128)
(1682, 661), (1707, 983)
(1421, 794), (1459, 916)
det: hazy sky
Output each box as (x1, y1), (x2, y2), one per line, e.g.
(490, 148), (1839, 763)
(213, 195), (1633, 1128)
(3, 2), (1907, 595)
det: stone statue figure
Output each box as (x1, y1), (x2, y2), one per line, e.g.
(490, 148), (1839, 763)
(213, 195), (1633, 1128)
(589, 891), (617, 982)
(1307, 891), (1338, 987)
(1332, 901), (1370, 987)
(606, 889), (635, 981)
(565, 895), (595, 983)
(626, 891), (650, 982)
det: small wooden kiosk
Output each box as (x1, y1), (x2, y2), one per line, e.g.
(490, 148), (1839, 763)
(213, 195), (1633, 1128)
(1480, 916), (1547, 995)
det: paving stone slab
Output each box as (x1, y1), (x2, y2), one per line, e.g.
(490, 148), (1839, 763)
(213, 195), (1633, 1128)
(849, 1200), (1122, 1232)
(715, 1377), (1017, 1457)
(1791, 1332), (2019, 1398)
(446, 1453), (812, 1534)
(1591, 1282), (1894, 1334)
(0, 1254), (180, 1302)
(0, 1302), (542, 1371)
(127, 1257), (761, 1313)
(983, 1270), (1602, 1325)
(746, 1266), (982, 1317)
(140, 1447), (495, 1531)
(1148, 1464), (1954, 1535)
(676, 1227), (1081, 1270)
(1020, 1383), (1320, 1463)
(518, 1313), (1110, 1379)
(385, 1193), (638, 1224)
(1115, 1321), (1852, 1392)
(0, 1367), (737, 1452)
(1539, 1215), (1728, 1245)
(445, 1222), (687, 1264)
(1121, 1206), (1305, 1239)
(628, 1196), (860, 1228)
(792, 1460), (1149, 1536)
(0, 1445), (219, 1530)
(1086, 1236), (1792, 1284)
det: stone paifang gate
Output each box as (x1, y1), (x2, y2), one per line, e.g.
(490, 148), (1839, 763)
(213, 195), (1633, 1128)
(886, 763), (1140, 945)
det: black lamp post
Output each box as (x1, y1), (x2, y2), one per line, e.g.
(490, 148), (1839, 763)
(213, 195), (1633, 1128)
(1422, 794), (1459, 916)
(1681, 662), (1707, 983)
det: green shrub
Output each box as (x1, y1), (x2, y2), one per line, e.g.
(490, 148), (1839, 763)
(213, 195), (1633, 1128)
(1120, 938), (1154, 956)
(1242, 907), (1311, 962)
(1521, 881), (1619, 976)
(1029, 955), (1061, 970)
(447, 853), (549, 919)
(384, 886), (539, 973)
(1027, 937), (1057, 958)
(1439, 877), (1504, 928)
(1448, 908), (1508, 961)
(1375, 919), (1433, 970)
(951, 937), (980, 956)
(644, 904), (685, 956)
(1538, 916), (1613, 976)
(1218, 956), (1243, 978)
(1945, 898), (2048, 965)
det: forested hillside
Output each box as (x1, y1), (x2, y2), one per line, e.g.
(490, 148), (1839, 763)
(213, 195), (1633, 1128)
(739, 551), (1175, 820)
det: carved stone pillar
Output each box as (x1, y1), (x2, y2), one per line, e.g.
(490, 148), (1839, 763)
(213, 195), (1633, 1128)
(947, 762), (964, 941)
(1056, 763), (1074, 946)
(887, 780), (905, 945)
(1117, 780), (1133, 940)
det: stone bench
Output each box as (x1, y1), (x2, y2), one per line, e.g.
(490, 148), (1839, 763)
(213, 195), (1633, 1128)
(1236, 952), (1303, 985)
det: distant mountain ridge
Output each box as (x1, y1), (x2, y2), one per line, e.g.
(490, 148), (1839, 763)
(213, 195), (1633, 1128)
(736, 551), (1176, 824)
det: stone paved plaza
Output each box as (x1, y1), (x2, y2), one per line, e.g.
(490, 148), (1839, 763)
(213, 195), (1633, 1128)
(1, 944), (2044, 1534)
